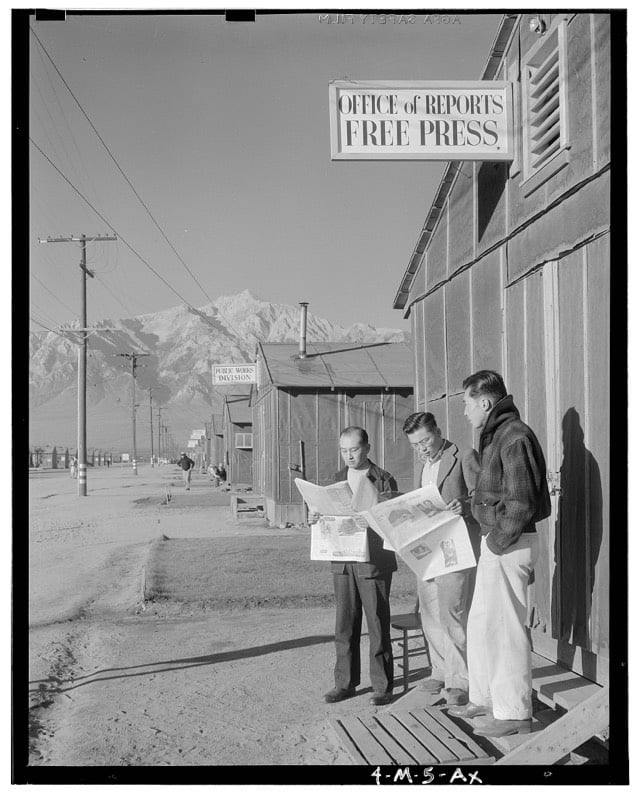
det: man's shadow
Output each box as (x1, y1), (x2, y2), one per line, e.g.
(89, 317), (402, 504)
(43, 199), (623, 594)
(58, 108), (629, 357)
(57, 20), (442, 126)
(551, 407), (604, 678)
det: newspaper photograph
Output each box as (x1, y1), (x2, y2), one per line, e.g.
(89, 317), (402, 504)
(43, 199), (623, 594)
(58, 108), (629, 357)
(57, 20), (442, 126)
(358, 483), (476, 579)
(295, 476), (379, 562)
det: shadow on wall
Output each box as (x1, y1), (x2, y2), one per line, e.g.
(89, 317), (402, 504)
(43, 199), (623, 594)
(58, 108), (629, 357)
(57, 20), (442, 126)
(477, 162), (508, 242)
(551, 407), (603, 677)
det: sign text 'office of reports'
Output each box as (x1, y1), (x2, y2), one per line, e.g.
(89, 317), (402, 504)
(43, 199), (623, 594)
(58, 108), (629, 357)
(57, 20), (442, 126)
(329, 81), (513, 161)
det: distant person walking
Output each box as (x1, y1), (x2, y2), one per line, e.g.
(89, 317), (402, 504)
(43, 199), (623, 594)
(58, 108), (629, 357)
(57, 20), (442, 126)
(179, 452), (195, 490)
(70, 456), (78, 479)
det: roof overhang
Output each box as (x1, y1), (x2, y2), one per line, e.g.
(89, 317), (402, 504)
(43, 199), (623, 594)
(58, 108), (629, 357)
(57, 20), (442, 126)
(392, 13), (519, 316)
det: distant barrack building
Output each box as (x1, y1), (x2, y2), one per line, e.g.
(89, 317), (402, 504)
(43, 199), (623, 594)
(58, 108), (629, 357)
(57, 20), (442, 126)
(251, 341), (414, 526)
(223, 392), (253, 487)
(393, 13), (610, 687)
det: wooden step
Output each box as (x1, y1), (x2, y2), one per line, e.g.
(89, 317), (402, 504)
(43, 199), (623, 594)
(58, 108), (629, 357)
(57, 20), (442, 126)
(531, 652), (603, 711)
(329, 707), (495, 766)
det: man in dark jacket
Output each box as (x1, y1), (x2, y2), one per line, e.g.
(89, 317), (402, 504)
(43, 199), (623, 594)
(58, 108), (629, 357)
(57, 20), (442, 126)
(318, 426), (397, 707)
(178, 452), (195, 490)
(449, 370), (551, 737)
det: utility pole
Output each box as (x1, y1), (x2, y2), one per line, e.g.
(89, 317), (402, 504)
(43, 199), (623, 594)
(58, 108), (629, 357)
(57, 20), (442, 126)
(116, 352), (149, 474)
(148, 389), (154, 466)
(156, 407), (163, 462)
(39, 234), (117, 496)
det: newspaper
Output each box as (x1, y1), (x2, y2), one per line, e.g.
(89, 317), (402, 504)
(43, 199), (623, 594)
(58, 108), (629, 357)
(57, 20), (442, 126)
(358, 483), (476, 580)
(295, 476), (379, 562)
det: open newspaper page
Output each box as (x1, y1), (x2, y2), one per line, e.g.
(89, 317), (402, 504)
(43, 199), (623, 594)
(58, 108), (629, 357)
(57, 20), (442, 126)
(295, 476), (379, 563)
(358, 483), (476, 579)
(294, 478), (354, 516)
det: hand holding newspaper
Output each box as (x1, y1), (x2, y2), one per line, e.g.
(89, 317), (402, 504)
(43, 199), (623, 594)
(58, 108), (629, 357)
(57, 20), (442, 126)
(358, 483), (476, 580)
(295, 476), (380, 562)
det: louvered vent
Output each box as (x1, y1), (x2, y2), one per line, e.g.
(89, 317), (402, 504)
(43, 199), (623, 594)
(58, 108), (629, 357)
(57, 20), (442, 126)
(524, 23), (567, 177)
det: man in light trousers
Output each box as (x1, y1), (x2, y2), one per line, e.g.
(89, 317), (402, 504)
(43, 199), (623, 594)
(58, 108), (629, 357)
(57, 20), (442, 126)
(403, 412), (480, 707)
(449, 370), (551, 738)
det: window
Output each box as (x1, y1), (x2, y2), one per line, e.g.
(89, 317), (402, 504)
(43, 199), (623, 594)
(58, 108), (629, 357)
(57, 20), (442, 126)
(235, 432), (253, 449)
(523, 21), (568, 179)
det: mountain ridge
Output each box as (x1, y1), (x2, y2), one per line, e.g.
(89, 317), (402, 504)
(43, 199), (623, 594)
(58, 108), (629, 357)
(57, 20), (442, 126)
(29, 291), (409, 453)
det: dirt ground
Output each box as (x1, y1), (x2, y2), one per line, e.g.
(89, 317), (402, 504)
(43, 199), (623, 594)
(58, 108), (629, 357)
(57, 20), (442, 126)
(27, 465), (419, 770)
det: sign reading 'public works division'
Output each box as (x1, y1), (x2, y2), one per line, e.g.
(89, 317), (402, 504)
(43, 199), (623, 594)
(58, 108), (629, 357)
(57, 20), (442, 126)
(213, 364), (257, 385)
(329, 81), (513, 161)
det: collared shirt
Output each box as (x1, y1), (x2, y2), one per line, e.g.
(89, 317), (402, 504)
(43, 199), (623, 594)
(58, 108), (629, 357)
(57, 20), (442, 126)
(421, 457), (441, 487)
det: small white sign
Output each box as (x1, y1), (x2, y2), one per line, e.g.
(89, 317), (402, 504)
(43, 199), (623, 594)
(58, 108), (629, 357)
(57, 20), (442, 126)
(213, 364), (257, 385)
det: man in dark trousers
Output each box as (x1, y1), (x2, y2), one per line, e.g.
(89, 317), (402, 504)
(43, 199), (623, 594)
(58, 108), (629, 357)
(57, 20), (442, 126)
(449, 370), (551, 737)
(314, 426), (397, 707)
(178, 452), (195, 490)
(403, 411), (480, 706)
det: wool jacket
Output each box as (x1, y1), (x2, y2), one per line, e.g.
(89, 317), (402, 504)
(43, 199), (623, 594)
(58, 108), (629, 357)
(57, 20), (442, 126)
(331, 461), (398, 577)
(472, 395), (551, 555)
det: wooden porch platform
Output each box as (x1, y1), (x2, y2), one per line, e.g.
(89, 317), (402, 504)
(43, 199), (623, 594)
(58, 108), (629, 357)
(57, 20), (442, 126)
(330, 707), (495, 766)
(230, 494), (265, 519)
(329, 651), (607, 765)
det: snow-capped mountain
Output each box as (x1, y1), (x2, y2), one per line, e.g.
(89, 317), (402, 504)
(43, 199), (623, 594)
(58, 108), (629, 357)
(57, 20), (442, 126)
(29, 291), (409, 452)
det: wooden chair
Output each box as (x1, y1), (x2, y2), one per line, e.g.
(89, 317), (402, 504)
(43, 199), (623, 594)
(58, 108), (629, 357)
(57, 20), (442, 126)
(391, 611), (430, 692)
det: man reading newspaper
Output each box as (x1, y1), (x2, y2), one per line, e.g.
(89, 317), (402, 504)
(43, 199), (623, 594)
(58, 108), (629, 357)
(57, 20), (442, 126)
(308, 427), (398, 707)
(402, 412), (480, 707)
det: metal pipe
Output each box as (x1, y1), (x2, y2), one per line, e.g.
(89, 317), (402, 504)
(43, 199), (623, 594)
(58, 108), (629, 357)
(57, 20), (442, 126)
(298, 302), (309, 359)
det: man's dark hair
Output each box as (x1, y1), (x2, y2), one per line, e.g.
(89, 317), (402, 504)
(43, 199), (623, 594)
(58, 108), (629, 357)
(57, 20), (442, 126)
(462, 370), (507, 401)
(340, 426), (369, 445)
(402, 412), (438, 435)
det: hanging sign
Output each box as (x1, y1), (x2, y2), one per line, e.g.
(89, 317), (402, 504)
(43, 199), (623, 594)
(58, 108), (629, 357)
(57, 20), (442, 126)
(329, 80), (513, 161)
(213, 364), (257, 385)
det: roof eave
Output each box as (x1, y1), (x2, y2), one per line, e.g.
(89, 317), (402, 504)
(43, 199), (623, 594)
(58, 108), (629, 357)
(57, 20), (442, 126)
(392, 13), (520, 314)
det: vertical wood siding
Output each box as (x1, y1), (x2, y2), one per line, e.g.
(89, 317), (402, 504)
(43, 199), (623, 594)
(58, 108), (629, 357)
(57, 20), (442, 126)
(407, 14), (610, 676)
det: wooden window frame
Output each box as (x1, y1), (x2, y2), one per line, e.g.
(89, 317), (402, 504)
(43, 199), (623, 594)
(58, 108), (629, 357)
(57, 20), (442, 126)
(235, 432), (253, 449)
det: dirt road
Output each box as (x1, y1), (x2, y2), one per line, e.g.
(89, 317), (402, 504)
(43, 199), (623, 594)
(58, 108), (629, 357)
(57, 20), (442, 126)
(27, 466), (418, 769)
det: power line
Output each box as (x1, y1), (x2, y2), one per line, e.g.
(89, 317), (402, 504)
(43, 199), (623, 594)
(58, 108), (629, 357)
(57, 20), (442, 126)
(93, 273), (135, 318)
(30, 26), (213, 306)
(30, 137), (251, 343)
(30, 300), (60, 329)
(30, 316), (67, 340)
(31, 273), (77, 315)
(31, 138), (195, 306)
(29, 29), (253, 344)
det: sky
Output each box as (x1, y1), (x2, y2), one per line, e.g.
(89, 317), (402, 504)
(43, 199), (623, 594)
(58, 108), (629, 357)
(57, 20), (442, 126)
(27, 10), (504, 335)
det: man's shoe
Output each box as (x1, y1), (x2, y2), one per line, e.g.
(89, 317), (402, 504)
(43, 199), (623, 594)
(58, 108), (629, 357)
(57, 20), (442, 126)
(369, 692), (394, 706)
(473, 718), (532, 737)
(446, 688), (469, 706)
(447, 702), (490, 718)
(419, 678), (444, 693)
(324, 687), (356, 704)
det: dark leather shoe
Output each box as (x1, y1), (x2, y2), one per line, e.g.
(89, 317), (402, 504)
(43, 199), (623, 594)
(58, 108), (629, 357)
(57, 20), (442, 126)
(473, 718), (532, 737)
(324, 687), (356, 703)
(446, 688), (469, 706)
(447, 702), (490, 718)
(369, 692), (393, 706)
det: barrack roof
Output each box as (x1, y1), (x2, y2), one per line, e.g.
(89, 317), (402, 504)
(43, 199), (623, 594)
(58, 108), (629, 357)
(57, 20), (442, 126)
(258, 341), (413, 388)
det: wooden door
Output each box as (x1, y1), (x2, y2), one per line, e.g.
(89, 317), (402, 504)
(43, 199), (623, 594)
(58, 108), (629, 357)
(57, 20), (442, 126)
(505, 240), (609, 684)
